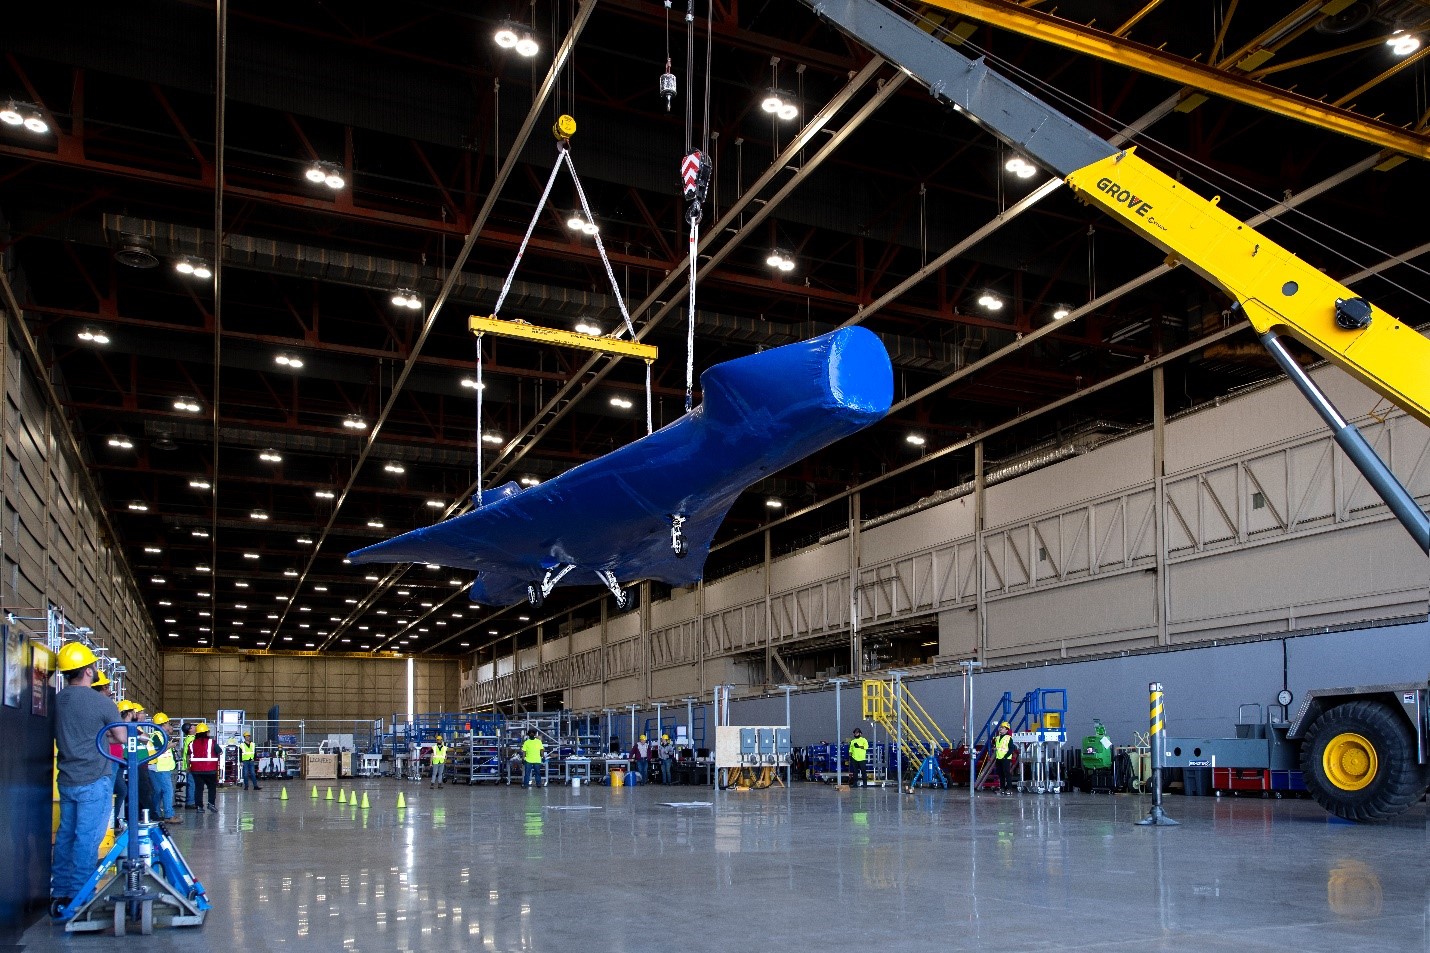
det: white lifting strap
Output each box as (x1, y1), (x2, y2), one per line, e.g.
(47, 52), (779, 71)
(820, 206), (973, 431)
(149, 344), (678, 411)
(487, 140), (653, 436)
(493, 152), (565, 319)
(685, 218), (697, 412)
(474, 332), (485, 506)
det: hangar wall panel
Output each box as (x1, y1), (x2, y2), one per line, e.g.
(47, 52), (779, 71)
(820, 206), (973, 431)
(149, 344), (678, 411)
(468, 369), (1428, 710)
(160, 653), (457, 720)
(2, 329), (161, 705)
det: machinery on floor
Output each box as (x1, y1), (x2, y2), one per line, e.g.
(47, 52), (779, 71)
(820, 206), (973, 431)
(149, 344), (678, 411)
(792, 0), (1430, 824)
(862, 675), (953, 789)
(64, 722), (209, 935)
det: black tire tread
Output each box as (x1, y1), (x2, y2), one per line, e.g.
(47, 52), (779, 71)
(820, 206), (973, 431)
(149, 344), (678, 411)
(1299, 699), (1424, 823)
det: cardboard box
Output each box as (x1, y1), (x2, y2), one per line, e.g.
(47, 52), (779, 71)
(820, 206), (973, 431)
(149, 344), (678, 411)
(301, 753), (337, 780)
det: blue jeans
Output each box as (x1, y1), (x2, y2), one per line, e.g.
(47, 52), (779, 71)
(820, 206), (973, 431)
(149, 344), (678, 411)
(634, 759), (649, 782)
(660, 759), (672, 784)
(53, 775), (113, 901)
(149, 770), (174, 820)
(523, 762), (542, 787)
(242, 761), (258, 789)
(184, 770), (196, 807)
(431, 762), (445, 784)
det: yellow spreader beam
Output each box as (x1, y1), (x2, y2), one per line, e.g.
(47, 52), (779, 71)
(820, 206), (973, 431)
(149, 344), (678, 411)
(468, 315), (657, 362)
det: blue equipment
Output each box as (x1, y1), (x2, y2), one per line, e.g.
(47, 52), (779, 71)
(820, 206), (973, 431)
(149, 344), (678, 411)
(350, 327), (892, 607)
(63, 721), (209, 934)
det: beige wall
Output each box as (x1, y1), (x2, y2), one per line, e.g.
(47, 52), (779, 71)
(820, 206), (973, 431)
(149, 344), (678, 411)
(3, 315), (162, 704)
(161, 652), (459, 721)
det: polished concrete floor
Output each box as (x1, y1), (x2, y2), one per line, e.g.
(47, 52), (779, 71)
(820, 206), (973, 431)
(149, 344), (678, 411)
(22, 780), (1427, 952)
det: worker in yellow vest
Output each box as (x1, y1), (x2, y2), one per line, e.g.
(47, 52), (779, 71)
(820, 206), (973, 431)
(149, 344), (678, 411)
(993, 722), (1015, 796)
(521, 730), (545, 789)
(147, 713), (180, 824)
(848, 728), (869, 787)
(240, 733), (260, 791)
(430, 737), (448, 789)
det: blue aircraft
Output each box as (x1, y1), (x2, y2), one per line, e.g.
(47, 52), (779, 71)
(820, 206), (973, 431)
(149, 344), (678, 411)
(349, 326), (892, 609)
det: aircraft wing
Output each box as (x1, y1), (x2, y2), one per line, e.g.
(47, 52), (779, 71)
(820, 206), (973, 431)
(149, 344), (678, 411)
(349, 325), (892, 606)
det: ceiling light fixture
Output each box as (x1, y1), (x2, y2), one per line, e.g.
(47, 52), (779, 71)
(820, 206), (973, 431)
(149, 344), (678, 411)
(609, 396), (633, 410)
(274, 353), (304, 369)
(259, 449), (283, 463)
(976, 293), (1003, 311)
(1388, 30), (1422, 56)
(172, 397), (201, 413)
(77, 327), (110, 345)
(519, 476), (540, 487)
(0, 101), (49, 134)
(426, 499), (445, 509)
(342, 415), (367, 430)
(390, 288), (423, 310)
(145, 547), (163, 555)
(283, 569), (299, 577)
(173, 258), (213, 280)
(128, 500), (149, 512)
(765, 250), (796, 272)
(574, 321), (601, 336)
(459, 377), (485, 390)
(906, 433), (927, 447)
(296, 536), (313, 545)
(765, 498), (783, 509)
(191, 529), (209, 538)
(1052, 305), (1071, 320)
(189, 479), (211, 490)
(367, 519), (385, 529)
(1004, 156), (1037, 179)
(250, 510), (269, 521)
(108, 435), (134, 450)
(480, 433), (503, 445)
(383, 461), (405, 474)
(760, 89), (798, 121)
(304, 160), (346, 190)
(315, 489), (335, 500)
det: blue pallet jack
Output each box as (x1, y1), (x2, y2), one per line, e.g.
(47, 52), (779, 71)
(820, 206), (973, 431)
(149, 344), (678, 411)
(63, 721), (210, 935)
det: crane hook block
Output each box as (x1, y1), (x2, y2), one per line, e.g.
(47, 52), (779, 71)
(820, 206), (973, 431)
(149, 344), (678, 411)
(659, 71), (677, 111)
(552, 114), (577, 142)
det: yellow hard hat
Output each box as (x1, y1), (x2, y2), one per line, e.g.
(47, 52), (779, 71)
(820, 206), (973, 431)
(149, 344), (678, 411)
(243, 732), (251, 739)
(640, 734), (647, 741)
(436, 735), (444, 742)
(661, 734), (670, 741)
(194, 723), (210, 734)
(153, 712), (170, 725)
(57, 642), (98, 673)
(92, 671), (111, 688)
(116, 699), (136, 712)
(1000, 721), (1011, 729)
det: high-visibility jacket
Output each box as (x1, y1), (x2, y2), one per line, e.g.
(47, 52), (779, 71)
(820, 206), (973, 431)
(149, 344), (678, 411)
(521, 738), (544, 764)
(240, 742), (255, 762)
(181, 733), (194, 770)
(994, 733), (1012, 760)
(189, 736), (219, 773)
(149, 730), (176, 771)
(430, 744), (447, 765)
(849, 736), (869, 763)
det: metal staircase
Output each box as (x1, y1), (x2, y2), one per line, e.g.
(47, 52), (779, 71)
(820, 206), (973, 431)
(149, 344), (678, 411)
(862, 677), (953, 788)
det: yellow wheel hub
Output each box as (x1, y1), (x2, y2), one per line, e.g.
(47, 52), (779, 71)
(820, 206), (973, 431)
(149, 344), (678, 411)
(1323, 732), (1378, 791)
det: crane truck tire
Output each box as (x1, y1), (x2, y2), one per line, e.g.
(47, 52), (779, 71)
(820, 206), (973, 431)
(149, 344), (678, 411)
(1299, 699), (1425, 822)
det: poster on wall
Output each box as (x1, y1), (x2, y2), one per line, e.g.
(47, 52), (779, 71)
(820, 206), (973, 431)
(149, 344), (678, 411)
(31, 642), (53, 717)
(3, 625), (25, 709)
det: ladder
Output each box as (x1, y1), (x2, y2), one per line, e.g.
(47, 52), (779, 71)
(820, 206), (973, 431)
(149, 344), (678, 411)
(862, 679), (952, 788)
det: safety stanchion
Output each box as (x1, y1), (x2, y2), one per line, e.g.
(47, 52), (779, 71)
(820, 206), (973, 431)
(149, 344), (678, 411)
(1136, 681), (1179, 827)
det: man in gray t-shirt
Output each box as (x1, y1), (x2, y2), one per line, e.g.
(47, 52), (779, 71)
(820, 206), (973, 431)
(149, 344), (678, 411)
(50, 642), (124, 918)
